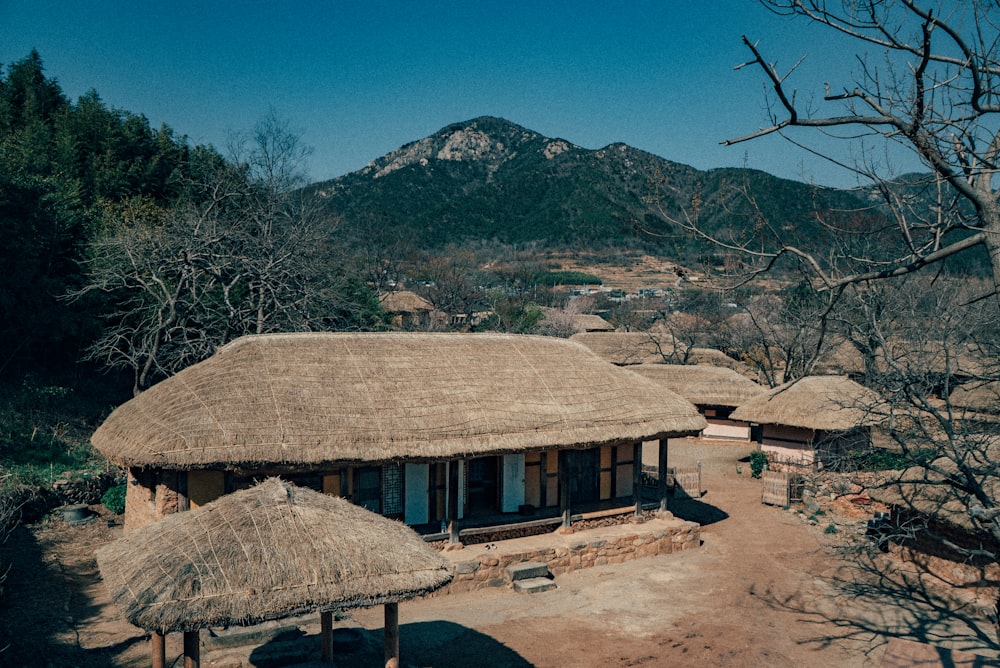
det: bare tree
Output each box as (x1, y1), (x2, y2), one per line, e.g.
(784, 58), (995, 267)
(76, 117), (381, 393)
(721, 1), (1000, 300)
(664, 2), (1000, 642)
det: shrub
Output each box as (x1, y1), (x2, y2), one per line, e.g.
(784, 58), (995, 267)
(824, 523), (839, 534)
(101, 484), (126, 515)
(749, 450), (768, 479)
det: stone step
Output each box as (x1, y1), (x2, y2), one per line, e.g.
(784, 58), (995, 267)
(504, 561), (550, 582)
(512, 577), (558, 594)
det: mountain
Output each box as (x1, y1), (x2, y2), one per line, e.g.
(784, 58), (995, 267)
(310, 116), (876, 261)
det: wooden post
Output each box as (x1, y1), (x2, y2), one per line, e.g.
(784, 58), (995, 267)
(447, 460), (460, 544)
(183, 629), (200, 668)
(559, 450), (571, 529)
(384, 602), (399, 665)
(633, 442), (643, 517)
(151, 631), (166, 668)
(658, 438), (669, 512)
(320, 610), (334, 662)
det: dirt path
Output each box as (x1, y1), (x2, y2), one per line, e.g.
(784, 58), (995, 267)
(1, 439), (997, 666)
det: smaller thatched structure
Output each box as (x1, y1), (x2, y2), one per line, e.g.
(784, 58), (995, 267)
(731, 375), (882, 432)
(814, 337), (866, 377)
(378, 290), (434, 314)
(628, 364), (765, 409)
(731, 376), (885, 470)
(97, 478), (452, 665)
(627, 364), (766, 441)
(379, 290), (435, 330)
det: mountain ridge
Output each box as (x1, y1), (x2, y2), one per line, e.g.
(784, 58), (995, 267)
(310, 116), (875, 262)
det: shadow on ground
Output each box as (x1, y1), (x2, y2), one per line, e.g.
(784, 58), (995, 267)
(246, 620), (532, 667)
(754, 536), (1000, 663)
(669, 496), (729, 526)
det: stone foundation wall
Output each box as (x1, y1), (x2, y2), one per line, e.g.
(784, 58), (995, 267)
(439, 520), (700, 595)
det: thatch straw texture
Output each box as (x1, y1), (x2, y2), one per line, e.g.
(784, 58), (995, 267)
(570, 332), (669, 365)
(569, 332), (748, 374)
(626, 364), (766, 408)
(949, 381), (1000, 415)
(96, 478), (453, 633)
(730, 375), (884, 431)
(92, 333), (705, 469)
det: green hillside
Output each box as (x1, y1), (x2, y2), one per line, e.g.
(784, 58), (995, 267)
(311, 116), (877, 267)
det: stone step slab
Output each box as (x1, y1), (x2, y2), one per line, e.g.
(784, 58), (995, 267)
(512, 577), (558, 594)
(504, 561), (550, 582)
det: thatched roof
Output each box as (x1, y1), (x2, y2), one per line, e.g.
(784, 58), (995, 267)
(379, 290), (434, 313)
(869, 444), (1000, 533)
(730, 375), (884, 431)
(626, 364), (766, 408)
(563, 313), (614, 333)
(96, 478), (452, 633)
(814, 338), (866, 376)
(92, 332), (706, 470)
(949, 381), (1000, 415)
(569, 332), (747, 374)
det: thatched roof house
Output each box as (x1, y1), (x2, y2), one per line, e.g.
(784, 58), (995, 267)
(97, 477), (451, 664)
(379, 290), (435, 330)
(627, 364), (766, 441)
(730, 375), (882, 432)
(730, 375), (885, 470)
(378, 290), (434, 314)
(94, 332), (704, 470)
(93, 332), (705, 533)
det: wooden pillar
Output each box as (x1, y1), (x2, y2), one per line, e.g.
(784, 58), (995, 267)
(384, 602), (400, 665)
(183, 629), (200, 668)
(320, 611), (334, 662)
(447, 460), (460, 543)
(658, 438), (669, 512)
(559, 450), (571, 529)
(151, 631), (166, 668)
(633, 442), (643, 517)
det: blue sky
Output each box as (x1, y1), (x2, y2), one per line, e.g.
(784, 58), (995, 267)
(1, 1), (921, 188)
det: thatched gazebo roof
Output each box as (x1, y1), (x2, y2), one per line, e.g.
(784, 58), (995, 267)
(730, 375), (884, 431)
(96, 478), (453, 633)
(92, 332), (706, 470)
(626, 364), (766, 408)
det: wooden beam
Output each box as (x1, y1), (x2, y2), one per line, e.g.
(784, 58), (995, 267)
(559, 450), (571, 529)
(151, 631), (166, 668)
(658, 438), (669, 512)
(320, 611), (334, 662)
(633, 442), (643, 517)
(183, 629), (200, 668)
(384, 602), (400, 665)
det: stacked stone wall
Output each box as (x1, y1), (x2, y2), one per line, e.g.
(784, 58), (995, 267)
(439, 520), (699, 595)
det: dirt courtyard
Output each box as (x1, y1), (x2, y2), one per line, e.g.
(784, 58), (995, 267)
(2, 440), (998, 667)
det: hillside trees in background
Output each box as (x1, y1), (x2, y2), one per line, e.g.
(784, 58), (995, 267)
(0, 50), (201, 380)
(77, 115), (385, 394)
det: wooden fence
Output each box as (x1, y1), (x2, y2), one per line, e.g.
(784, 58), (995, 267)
(673, 464), (702, 499)
(761, 470), (803, 506)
